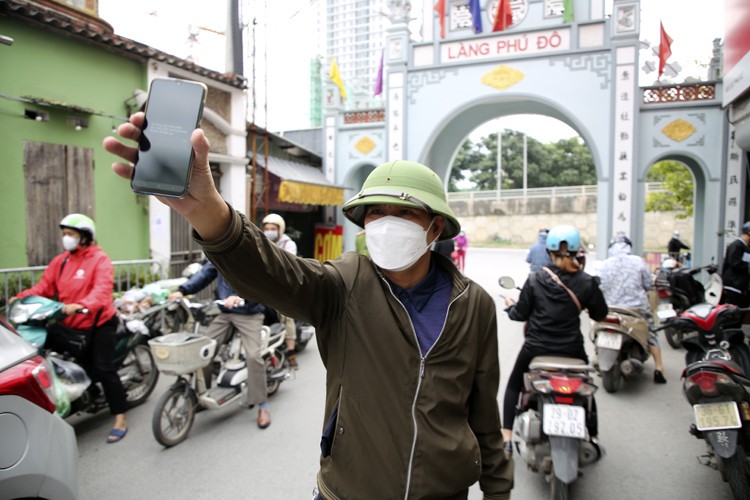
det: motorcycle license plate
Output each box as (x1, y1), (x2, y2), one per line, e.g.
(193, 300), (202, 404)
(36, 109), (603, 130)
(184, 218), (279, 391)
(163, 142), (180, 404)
(543, 404), (586, 439)
(693, 402), (742, 431)
(657, 303), (676, 320)
(596, 331), (622, 350)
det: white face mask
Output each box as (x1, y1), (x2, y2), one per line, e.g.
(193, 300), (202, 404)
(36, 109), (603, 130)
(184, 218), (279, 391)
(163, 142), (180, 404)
(62, 235), (80, 251)
(264, 230), (279, 241)
(366, 216), (436, 272)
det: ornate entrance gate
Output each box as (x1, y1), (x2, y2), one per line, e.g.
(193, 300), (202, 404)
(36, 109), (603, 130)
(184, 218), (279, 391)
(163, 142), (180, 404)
(324, 0), (738, 265)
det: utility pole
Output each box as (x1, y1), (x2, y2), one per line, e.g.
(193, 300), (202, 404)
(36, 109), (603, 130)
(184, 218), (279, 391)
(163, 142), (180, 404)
(523, 132), (527, 196)
(226, 0), (243, 74)
(496, 129), (502, 201)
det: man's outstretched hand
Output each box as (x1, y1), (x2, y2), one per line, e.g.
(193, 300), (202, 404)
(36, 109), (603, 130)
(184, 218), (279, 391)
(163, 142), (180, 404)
(103, 112), (231, 241)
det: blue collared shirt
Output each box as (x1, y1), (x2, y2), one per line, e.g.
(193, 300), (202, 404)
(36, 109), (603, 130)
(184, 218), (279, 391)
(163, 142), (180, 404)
(389, 261), (452, 356)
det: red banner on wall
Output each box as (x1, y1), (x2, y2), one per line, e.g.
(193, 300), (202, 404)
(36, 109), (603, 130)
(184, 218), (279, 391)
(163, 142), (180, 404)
(314, 225), (343, 262)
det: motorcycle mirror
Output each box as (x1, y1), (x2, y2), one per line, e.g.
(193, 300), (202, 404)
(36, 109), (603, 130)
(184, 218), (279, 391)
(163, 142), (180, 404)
(498, 276), (516, 290)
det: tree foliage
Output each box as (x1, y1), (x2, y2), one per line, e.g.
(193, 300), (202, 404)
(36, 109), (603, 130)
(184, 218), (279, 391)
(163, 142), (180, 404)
(450, 129), (596, 191)
(645, 160), (694, 219)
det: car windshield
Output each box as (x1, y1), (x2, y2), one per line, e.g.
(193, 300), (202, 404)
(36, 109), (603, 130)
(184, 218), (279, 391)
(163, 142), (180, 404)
(0, 318), (37, 372)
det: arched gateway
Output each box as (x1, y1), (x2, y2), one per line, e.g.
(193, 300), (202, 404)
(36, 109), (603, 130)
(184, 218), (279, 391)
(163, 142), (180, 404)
(323, 0), (738, 265)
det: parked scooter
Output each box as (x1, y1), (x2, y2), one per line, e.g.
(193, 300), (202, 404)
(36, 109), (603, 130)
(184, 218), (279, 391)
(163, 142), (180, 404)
(659, 302), (750, 499)
(499, 277), (601, 500)
(8, 296), (159, 417)
(658, 263), (722, 349)
(148, 300), (292, 447)
(590, 306), (651, 393)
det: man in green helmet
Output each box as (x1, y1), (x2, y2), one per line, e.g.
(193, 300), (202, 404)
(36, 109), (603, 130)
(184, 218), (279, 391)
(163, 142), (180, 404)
(105, 114), (513, 499)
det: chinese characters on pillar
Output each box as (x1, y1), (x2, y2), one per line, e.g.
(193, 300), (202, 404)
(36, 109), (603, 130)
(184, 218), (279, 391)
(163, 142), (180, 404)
(612, 47), (636, 236)
(325, 116), (336, 185)
(387, 73), (405, 161)
(724, 126), (743, 248)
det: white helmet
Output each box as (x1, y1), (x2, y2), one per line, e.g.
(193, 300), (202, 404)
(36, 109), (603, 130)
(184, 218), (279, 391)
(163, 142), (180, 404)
(262, 213), (285, 235)
(59, 213), (96, 241)
(662, 258), (678, 269)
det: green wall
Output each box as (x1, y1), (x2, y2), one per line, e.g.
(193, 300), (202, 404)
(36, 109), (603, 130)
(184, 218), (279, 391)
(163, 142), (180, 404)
(0, 19), (151, 267)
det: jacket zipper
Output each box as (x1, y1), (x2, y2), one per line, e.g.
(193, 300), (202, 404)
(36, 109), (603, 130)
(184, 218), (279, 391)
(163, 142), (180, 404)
(381, 275), (470, 499)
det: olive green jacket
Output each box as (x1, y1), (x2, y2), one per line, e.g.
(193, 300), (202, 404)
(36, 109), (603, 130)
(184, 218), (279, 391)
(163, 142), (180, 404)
(199, 208), (513, 499)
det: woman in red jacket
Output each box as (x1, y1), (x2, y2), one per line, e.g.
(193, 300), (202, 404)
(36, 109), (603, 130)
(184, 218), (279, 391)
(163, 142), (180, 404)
(13, 214), (128, 443)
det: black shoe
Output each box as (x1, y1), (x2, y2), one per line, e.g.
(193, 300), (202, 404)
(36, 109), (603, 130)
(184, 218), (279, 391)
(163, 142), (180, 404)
(503, 441), (513, 456)
(654, 370), (667, 384)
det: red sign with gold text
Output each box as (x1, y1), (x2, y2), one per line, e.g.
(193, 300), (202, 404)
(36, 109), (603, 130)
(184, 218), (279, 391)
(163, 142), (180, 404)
(314, 225), (343, 262)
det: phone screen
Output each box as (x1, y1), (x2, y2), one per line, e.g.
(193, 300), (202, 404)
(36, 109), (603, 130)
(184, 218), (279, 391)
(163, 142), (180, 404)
(131, 78), (207, 198)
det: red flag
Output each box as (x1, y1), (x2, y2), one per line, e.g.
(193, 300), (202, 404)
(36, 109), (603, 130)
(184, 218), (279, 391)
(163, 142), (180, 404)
(434, 0), (446, 39)
(658, 21), (673, 78)
(493, 0), (513, 32)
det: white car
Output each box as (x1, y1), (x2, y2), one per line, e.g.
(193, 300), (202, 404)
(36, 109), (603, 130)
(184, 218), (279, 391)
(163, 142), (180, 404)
(0, 316), (78, 500)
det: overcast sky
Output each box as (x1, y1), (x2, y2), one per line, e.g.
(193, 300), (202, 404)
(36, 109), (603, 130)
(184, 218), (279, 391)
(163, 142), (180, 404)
(98, 0), (724, 143)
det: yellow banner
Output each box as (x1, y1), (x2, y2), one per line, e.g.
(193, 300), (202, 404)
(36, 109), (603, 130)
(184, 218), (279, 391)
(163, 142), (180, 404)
(278, 180), (344, 206)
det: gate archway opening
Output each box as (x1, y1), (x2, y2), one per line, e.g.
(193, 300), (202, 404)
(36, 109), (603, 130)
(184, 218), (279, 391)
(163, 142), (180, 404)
(639, 155), (706, 267)
(421, 96), (602, 186)
(425, 98), (601, 248)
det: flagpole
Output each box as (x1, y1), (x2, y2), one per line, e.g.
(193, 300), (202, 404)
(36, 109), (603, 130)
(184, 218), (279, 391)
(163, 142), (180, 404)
(523, 132), (527, 196)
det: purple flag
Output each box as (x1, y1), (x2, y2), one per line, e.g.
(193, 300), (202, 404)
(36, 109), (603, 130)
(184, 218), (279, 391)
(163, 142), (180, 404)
(468, 0), (483, 34)
(373, 50), (384, 96)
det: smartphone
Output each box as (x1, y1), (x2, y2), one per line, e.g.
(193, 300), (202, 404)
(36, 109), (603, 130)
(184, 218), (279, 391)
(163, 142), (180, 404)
(131, 77), (208, 198)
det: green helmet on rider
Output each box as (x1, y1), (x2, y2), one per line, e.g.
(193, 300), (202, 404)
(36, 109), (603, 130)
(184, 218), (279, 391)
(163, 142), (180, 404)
(342, 160), (460, 240)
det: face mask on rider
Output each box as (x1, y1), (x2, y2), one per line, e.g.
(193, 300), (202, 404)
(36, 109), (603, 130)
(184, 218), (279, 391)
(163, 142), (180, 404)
(62, 235), (80, 252)
(366, 216), (437, 272)
(264, 230), (279, 241)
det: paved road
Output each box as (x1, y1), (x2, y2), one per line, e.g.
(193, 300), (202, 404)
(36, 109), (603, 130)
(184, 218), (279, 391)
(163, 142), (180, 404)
(75, 248), (732, 499)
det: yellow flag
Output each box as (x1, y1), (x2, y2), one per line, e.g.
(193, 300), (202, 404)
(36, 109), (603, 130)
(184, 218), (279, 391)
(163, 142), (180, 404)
(329, 57), (347, 99)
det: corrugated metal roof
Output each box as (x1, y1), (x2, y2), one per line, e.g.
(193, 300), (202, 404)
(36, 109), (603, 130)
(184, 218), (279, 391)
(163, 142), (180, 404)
(255, 156), (342, 189)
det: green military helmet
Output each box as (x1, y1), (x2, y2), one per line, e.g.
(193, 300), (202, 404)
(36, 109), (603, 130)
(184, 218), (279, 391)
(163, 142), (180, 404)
(342, 160), (460, 240)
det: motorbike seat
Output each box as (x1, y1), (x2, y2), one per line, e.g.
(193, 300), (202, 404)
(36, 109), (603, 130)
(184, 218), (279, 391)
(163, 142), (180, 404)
(686, 359), (749, 378)
(606, 306), (647, 320)
(529, 356), (593, 372)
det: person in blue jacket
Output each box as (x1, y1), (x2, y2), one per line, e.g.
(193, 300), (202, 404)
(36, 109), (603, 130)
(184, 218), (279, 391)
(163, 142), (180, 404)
(169, 261), (272, 429)
(526, 228), (552, 272)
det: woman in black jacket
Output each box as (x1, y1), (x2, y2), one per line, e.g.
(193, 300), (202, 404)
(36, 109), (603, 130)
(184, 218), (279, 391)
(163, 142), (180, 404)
(501, 224), (608, 452)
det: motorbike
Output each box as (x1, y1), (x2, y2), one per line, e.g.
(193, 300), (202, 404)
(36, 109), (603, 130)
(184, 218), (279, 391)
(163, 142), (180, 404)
(148, 299), (292, 447)
(114, 269), (202, 337)
(8, 295), (159, 417)
(263, 306), (315, 353)
(499, 277), (601, 500)
(512, 356), (601, 499)
(589, 306), (651, 393)
(659, 302), (750, 499)
(657, 263), (722, 349)
(172, 297), (298, 388)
